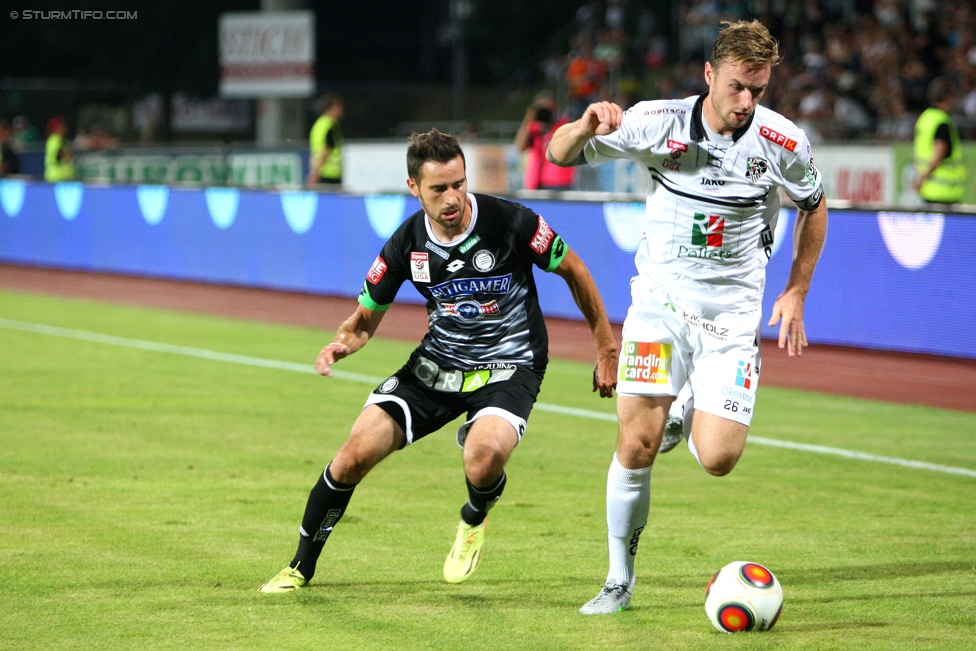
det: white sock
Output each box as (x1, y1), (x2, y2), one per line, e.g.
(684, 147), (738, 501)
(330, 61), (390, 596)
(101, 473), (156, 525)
(605, 453), (651, 589)
(687, 431), (706, 470)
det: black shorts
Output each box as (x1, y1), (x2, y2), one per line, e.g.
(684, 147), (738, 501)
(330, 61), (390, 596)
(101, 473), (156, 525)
(364, 348), (544, 446)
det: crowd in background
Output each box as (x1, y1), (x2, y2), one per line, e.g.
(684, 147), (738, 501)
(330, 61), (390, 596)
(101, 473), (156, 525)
(552, 0), (976, 142)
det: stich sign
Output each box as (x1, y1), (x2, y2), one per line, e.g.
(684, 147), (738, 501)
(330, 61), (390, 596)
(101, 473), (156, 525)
(219, 11), (316, 98)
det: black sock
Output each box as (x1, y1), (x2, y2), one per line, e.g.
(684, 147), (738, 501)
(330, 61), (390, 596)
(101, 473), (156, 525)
(290, 464), (357, 581)
(460, 472), (507, 526)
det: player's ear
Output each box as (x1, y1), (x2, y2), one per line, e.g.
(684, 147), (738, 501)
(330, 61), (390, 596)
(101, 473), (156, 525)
(406, 177), (420, 197)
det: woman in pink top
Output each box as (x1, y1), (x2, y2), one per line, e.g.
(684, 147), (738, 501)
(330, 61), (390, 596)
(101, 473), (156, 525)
(515, 92), (576, 190)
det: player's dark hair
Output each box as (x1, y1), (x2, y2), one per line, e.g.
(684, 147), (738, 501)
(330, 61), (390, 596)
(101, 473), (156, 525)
(407, 129), (465, 181)
(710, 19), (781, 69)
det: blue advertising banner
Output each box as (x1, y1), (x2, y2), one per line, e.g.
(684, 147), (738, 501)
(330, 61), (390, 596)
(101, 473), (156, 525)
(1, 179), (973, 359)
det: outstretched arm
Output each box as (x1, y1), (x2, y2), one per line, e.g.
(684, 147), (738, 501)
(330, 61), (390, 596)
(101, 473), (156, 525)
(768, 200), (828, 357)
(553, 247), (619, 397)
(314, 304), (387, 376)
(546, 101), (623, 167)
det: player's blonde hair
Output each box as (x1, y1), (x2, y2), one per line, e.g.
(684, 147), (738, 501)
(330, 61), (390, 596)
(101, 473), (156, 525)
(709, 20), (781, 69)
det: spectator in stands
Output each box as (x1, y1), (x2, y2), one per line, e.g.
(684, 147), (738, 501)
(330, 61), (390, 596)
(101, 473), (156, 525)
(566, 36), (608, 120)
(0, 119), (21, 177)
(912, 76), (966, 203)
(306, 94), (345, 188)
(514, 90), (575, 191)
(11, 116), (39, 149)
(44, 116), (75, 182)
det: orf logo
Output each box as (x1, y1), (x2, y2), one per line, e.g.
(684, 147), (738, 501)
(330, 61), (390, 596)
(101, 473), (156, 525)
(759, 125), (797, 152)
(667, 139), (688, 159)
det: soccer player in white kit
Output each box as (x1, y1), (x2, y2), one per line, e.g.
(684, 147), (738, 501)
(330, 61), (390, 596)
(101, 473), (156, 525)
(548, 19), (828, 614)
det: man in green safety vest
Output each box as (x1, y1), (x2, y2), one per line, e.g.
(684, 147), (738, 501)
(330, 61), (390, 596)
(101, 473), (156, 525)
(44, 116), (75, 182)
(912, 77), (966, 204)
(305, 94), (344, 188)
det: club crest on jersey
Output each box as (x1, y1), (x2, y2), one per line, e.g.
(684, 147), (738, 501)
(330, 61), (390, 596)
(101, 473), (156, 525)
(472, 249), (495, 272)
(530, 215), (555, 254)
(367, 255), (388, 284)
(746, 157), (768, 182)
(410, 252), (431, 283)
(667, 139), (688, 159)
(759, 125), (797, 152)
(442, 299), (500, 320)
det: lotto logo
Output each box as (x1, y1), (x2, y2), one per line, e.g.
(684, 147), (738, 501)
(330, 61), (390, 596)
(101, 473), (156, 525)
(619, 341), (671, 383)
(692, 213), (725, 247)
(530, 215), (555, 254)
(735, 360), (752, 389)
(367, 255), (387, 284)
(759, 125), (797, 152)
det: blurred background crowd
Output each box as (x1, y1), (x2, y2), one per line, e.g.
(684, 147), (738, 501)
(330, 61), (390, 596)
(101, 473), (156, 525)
(2, 0), (975, 176)
(554, 0), (976, 141)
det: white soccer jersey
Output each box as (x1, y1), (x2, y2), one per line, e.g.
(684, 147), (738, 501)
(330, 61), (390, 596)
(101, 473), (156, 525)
(585, 95), (823, 312)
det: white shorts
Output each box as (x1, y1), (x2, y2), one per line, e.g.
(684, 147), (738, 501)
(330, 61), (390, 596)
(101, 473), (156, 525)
(616, 285), (761, 427)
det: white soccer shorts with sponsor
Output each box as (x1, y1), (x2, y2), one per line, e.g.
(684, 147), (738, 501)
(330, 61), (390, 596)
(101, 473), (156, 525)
(616, 288), (761, 427)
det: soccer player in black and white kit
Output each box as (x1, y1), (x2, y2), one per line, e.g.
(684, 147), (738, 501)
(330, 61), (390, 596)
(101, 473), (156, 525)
(260, 129), (618, 592)
(548, 20), (828, 614)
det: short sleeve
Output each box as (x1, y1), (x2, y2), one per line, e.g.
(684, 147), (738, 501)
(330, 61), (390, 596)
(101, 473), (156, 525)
(780, 136), (824, 211)
(358, 239), (407, 311)
(515, 206), (568, 272)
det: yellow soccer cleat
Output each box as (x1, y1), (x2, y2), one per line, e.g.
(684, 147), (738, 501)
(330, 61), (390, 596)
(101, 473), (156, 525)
(258, 565), (308, 593)
(443, 519), (487, 584)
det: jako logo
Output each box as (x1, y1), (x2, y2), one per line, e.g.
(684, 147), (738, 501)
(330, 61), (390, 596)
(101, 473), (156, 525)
(735, 360), (752, 389)
(693, 213), (724, 247)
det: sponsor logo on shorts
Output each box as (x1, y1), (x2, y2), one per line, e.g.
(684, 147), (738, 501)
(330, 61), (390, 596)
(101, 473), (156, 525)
(530, 215), (555, 254)
(378, 377), (399, 393)
(472, 249), (496, 272)
(735, 360), (753, 389)
(367, 255), (387, 284)
(759, 125), (797, 151)
(410, 252), (430, 283)
(663, 302), (729, 341)
(442, 299), (500, 320)
(429, 273), (512, 299)
(619, 341), (671, 383)
(721, 385), (754, 404)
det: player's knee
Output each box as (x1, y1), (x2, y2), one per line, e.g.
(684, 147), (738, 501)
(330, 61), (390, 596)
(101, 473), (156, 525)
(462, 444), (506, 485)
(697, 450), (740, 477)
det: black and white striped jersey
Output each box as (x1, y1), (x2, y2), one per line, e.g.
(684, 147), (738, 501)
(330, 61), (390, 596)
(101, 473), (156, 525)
(585, 94), (824, 312)
(359, 193), (567, 372)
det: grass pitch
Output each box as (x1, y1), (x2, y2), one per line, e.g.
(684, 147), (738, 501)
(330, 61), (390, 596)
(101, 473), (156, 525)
(0, 289), (974, 650)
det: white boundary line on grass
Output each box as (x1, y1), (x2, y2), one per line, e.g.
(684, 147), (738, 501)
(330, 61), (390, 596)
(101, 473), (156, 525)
(3, 317), (975, 479)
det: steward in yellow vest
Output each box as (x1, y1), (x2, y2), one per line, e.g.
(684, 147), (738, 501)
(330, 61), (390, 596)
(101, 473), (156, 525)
(306, 94), (344, 187)
(913, 78), (966, 203)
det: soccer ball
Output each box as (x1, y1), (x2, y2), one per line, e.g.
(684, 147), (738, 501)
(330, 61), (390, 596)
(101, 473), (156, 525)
(704, 561), (783, 633)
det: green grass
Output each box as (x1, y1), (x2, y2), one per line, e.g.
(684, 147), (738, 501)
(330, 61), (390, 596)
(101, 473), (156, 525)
(1, 289), (974, 650)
